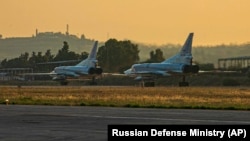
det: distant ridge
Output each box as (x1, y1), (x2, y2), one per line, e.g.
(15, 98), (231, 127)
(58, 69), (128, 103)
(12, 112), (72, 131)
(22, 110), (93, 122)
(0, 32), (97, 60)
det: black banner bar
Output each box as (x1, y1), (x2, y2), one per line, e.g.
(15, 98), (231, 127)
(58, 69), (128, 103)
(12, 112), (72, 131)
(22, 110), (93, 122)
(108, 125), (250, 141)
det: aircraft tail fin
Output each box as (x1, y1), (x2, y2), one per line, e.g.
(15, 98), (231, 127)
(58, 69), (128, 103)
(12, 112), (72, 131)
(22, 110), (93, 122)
(162, 33), (194, 65)
(76, 41), (98, 67)
(180, 32), (193, 56)
(88, 41), (98, 59)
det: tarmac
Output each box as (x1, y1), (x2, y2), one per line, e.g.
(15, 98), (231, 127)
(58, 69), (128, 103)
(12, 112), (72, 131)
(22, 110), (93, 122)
(0, 105), (249, 141)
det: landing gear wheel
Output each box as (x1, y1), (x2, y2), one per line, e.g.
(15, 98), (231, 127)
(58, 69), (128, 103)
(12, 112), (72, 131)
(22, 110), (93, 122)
(89, 81), (97, 85)
(179, 82), (189, 87)
(60, 81), (69, 85)
(179, 76), (189, 87)
(89, 76), (97, 85)
(144, 81), (155, 87)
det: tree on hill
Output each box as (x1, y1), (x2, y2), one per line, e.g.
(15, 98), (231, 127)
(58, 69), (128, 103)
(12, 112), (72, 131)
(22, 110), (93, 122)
(44, 49), (54, 62)
(1, 52), (30, 68)
(97, 39), (140, 73)
(144, 48), (165, 63)
(54, 41), (80, 61)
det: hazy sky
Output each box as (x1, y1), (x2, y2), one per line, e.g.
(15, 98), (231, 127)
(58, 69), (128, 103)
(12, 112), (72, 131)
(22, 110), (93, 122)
(1, 0), (250, 45)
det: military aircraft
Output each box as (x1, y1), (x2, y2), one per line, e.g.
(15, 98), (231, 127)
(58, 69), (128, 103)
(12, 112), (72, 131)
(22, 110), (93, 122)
(124, 33), (199, 87)
(22, 41), (103, 85)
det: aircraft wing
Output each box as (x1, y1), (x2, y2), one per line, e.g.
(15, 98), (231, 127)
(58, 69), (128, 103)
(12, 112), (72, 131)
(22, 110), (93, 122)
(19, 72), (57, 76)
(197, 70), (241, 75)
(36, 59), (81, 65)
(21, 71), (87, 77)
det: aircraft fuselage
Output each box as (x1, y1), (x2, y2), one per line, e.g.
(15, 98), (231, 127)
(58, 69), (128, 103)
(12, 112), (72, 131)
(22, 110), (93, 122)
(131, 63), (199, 75)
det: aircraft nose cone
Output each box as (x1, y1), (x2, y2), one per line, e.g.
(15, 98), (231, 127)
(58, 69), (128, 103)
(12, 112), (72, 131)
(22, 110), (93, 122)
(124, 69), (132, 75)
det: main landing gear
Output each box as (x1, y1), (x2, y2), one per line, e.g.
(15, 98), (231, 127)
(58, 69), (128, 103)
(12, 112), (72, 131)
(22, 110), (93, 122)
(89, 76), (97, 85)
(142, 81), (155, 87)
(60, 80), (69, 85)
(139, 77), (156, 87)
(179, 76), (189, 87)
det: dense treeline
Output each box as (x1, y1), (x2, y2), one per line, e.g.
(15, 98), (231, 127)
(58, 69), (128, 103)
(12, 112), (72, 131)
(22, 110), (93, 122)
(0, 39), (141, 73)
(0, 38), (238, 73)
(0, 41), (89, 72)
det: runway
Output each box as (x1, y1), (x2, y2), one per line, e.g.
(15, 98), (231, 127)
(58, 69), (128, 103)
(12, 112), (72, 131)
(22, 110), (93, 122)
(0, 105), (249, 141)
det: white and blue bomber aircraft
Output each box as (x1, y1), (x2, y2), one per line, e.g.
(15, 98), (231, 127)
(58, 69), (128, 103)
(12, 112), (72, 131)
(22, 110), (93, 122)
(124, 33), (199, 87)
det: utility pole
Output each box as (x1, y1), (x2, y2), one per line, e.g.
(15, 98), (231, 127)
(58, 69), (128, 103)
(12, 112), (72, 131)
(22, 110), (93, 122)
(66, 24), (69, 36)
